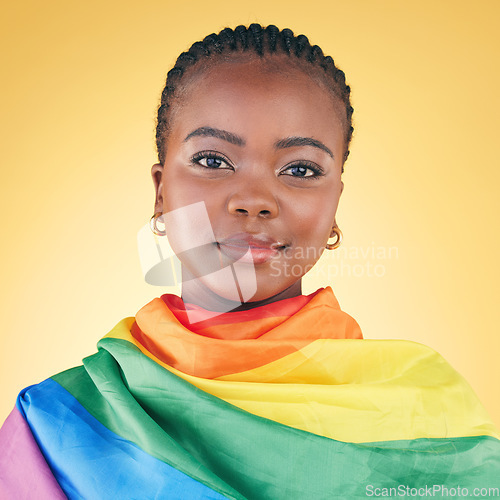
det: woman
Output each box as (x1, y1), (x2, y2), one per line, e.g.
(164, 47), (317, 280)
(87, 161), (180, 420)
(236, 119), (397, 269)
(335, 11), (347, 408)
(1, 24), (499, 499)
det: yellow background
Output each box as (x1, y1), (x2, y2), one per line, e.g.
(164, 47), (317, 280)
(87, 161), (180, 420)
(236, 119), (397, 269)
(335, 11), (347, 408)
(1, 0), (499, 428)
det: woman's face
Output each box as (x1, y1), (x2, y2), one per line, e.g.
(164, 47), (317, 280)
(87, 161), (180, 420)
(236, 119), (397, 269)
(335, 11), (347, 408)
(152, 55), (346, 309)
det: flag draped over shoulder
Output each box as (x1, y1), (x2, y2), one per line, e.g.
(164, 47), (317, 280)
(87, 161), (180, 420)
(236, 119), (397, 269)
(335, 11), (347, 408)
(1, 287), (499, 499)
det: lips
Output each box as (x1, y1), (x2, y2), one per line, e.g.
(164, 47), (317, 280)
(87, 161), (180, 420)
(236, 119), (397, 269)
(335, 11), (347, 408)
(217, 232), (287, 264)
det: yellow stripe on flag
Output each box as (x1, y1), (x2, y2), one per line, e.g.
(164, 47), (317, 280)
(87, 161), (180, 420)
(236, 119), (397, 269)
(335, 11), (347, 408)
(103, 320), (498, 443)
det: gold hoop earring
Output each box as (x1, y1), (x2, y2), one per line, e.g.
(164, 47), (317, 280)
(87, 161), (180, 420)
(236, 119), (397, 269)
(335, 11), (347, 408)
(149, 212), (166, 236)
(326, 227), (342, 250)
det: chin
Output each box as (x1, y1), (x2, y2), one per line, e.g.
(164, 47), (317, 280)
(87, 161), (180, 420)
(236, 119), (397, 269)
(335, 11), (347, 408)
(199, 271), (301, 308)
(198, 266), (259, 305)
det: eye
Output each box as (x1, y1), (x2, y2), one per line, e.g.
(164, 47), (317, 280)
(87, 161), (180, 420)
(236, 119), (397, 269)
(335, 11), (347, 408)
(190, 151), (233, 170)
(280, 162), (324, 179)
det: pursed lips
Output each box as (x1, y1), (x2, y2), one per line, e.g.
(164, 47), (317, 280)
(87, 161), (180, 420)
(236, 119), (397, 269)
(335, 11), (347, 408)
(216, 233), (288, 264)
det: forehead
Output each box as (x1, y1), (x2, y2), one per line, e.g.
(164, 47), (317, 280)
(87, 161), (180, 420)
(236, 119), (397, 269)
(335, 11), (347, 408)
(167, 54), (346, 149)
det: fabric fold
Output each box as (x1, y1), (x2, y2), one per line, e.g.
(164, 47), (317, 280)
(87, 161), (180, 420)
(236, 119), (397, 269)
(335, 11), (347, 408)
(1, 286), (499, 499)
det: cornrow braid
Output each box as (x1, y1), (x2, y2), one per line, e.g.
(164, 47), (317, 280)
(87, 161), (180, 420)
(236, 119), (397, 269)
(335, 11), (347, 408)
(156, 23), (354, 170)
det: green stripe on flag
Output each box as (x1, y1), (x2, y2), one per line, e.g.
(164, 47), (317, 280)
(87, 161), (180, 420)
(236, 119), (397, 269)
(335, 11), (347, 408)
(53, 337), (500, 500)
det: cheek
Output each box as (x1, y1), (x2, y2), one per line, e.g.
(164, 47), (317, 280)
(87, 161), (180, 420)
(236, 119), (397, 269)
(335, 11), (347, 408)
(162, 173), (209, 213)
(290, 195), (338, 249)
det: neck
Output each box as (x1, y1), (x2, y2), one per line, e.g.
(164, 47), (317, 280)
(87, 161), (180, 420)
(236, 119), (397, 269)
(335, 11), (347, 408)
(180, 277), (303, 312)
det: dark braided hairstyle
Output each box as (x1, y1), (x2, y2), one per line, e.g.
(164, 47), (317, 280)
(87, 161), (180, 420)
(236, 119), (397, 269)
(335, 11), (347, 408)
(156, 24), (354, 171)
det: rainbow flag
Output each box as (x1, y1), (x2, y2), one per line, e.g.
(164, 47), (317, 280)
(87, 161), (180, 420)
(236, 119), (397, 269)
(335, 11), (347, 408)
(1, 287), (499, 499)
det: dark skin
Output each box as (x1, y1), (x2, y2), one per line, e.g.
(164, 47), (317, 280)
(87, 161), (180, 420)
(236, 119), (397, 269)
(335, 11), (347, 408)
(152, 56), (346, 312)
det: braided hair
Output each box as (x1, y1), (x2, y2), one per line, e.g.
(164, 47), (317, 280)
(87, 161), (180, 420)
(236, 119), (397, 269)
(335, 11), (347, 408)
(156, 24), (354, 171)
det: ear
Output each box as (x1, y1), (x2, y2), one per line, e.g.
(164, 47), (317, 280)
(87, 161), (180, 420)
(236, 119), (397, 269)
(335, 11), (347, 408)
(329, 181), (344, 232)
(151, 163), (164, 214)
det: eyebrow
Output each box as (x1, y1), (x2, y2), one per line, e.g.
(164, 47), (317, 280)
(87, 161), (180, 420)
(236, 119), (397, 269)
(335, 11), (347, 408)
(183, 126), (334, 159)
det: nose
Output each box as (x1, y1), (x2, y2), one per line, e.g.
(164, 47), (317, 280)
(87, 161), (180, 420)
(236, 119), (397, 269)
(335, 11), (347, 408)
(226, 183), (279, 219)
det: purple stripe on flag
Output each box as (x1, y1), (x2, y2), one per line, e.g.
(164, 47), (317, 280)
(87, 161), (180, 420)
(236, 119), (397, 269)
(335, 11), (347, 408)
(0, 407), (66, 499)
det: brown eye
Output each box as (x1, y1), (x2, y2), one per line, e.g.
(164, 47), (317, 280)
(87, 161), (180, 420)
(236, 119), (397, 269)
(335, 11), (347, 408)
(201, 156), (224, 168)
(280, 163), (324, 179)
(190, 151), (233, 170)
(288, 166), (313, 177)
